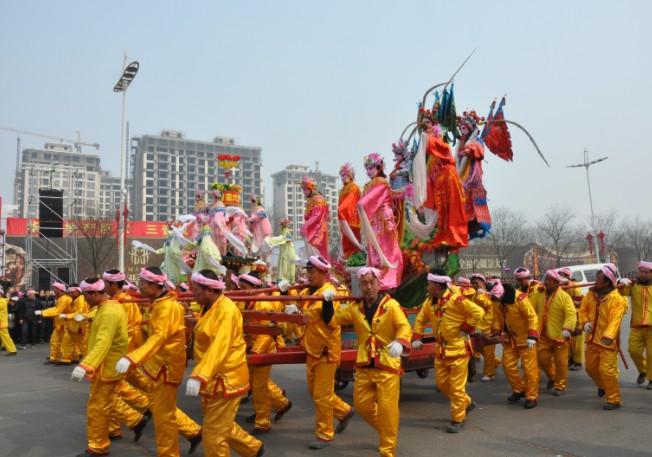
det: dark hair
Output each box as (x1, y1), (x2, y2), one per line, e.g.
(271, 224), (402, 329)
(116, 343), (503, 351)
(430, 267), (446, 276)
(69, 283), (79, 288)
(83, 277), (106, 294)
(105, 269), (126, 288)
(502, 283), (516, 304)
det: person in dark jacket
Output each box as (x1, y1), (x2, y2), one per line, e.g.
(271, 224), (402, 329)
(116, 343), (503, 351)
(8, 292), (21, 343)
(18, 288), (42, 348)
(39, 289), (56, 343)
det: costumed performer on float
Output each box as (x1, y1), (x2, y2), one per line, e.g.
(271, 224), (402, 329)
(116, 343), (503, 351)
(248, 194), (274, 262)
(209, 187), (248, 257)
(299, 176), (330, 260)
(388, 140), (412, 243)
(357, 153), (403, 291)
(262, 218), (296, 284)
(337, 163), (363, 260)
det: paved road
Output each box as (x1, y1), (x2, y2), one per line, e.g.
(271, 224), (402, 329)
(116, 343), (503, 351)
(1, 319), (650, 457)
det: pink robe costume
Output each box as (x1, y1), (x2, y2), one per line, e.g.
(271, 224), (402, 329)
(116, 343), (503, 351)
(357, 177), (403, 290)
(300, 192), (330, 260)
(228, 209), (250, 248)
(249, 205), (273, 258)
(209, 200), (228, 255)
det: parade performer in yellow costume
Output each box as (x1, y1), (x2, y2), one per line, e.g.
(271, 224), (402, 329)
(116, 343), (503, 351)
(185, 270), (265, 457)
(532, 270), (577, 395)
(514, 267), (544, 302)
(115, 267), (188, 457)
(579, 265), (627, 409)
(284, 256), (353, 449)
(558, 267), (585, 371)
(470, 274), (500, 382)
(59, 284), (88, 364)
(489, 281), (540, 408)
(336, 267), (412, 457)
(0, 287), (17, 355)
(412, 270), (484, 433)
(619, 260), (652, 389)
(37, 282), (72, 364)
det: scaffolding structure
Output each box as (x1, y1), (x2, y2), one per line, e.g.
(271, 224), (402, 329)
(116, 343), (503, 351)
(24, 164), (80, 288)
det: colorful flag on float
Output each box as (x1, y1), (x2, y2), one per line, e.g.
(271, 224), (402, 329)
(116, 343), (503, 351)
(483, 96), (513, 161)
(480, 99), (496, 140)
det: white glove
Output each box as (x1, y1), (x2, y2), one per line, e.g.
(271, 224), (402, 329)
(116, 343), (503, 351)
(277, 279), (291, 292)
(70, 366), (86, 382)
(185, 378), (201, 396)
(584, 322), (593, 334)
(476, 288), (485, 295)
(526, 338), (536, 349)
(115, 357), (132, 374)
(386, 340), (404, 358)
(284, 304), (300, 315)
(58, 314), (67, 319)
(322, 289), (336, 301)
(617, 278), (632, 286)
(35, 310), (42, 316)
(561, 329), (572, 340)
(74, 314), (86, 322)
(411, 340), (424, 350)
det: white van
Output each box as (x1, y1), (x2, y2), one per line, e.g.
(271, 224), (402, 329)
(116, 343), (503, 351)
(565, 263), (621, 295)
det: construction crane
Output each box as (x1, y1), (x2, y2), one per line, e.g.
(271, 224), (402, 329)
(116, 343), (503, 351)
(0, 125), (100, 153)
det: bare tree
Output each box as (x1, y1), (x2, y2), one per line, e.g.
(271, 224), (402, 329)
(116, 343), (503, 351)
(73, 208), (118, 277)
(535, 204), (582, 267)
(484, 206), (532, 273)
(615, 216), (652, 261)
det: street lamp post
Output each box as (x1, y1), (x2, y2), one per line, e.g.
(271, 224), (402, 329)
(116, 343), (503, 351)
(567, 148), (608, 263)
(113, 56), (139, 273)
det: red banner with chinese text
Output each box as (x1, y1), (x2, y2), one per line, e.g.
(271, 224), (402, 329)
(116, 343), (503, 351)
(6, 218), (168, 238)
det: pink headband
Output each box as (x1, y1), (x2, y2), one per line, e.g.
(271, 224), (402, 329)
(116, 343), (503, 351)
(514, 268), (531, 279)
(179, 282), (189, 291)
(53, 282), (67, 292)
(166, 281), (176, 290)
(239, 274), (262, 287)
(639, 261), (652, 271)
(102, 271), (126, 282)
(68, 287), (82, 294)
(80, 279), (105, 292)
(123, 281), (138, 291)
(356, 267), (382, 279)
(601, 264), (618, 285)
(457, 277), (471, 285)
(427, 273), (451, 284)
(307, 256), (331, 271)
(330, 277), (340, 286)
(487, 280), (505, 299)
(545, 269), (568, 284)
(139, 268), (168, 285)
(470, 274), (486, 282)
(557, 268), (571, 279)
(230, 274), (240, 288)
(191, 272), (226, 290)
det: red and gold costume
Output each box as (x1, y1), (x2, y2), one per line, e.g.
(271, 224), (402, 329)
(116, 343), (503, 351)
(413, 289), (483, 423)
(579, 288), (627, 405)
(300, 191), (330, 260)
(337, 293), (411, 457)
(620, 282), (652, 383)
(190, 294), (262, 457)
(42, 293), (72, 362)
(338, 179), (362, 258)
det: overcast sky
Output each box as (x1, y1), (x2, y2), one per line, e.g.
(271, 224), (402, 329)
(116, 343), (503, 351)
(1, 1), (650, 230)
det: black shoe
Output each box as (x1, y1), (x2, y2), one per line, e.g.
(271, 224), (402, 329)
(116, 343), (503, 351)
(466, 400), (476, 415)
(603, 403), (621, 410)
(109, 434), (122, 441)
(553, 389), (563, 396)
(524, 399), (538, 409)
(335, 409), (354, 433)
(546, 380), (554, 390)
(507, 392), (525, 403)
(637, 372), (647, 384)
(255, 443), (266, 456)
(43, 360), (56, 365)
(647, 381), (652, 391)
(76, 450), (109, 456)
(446, 421), (465, 433)
(133, 414), (150, 442)
(308, 440), (331, 450)
(188, 431), (202, 455)
(251, 428), (270, 436)
(598, 388), (606, 398)
(4, 352), (17, 356)
(55, 361), (72, 366)
(274, 400), (293, 423)
(144, 409), (152, 419)
(246, 412), (256, 424)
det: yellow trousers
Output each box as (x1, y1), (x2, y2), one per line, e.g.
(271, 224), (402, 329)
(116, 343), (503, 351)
(151, 378), (181, 457)
(502, 344), (539, 400)
(268, 379), (290, 412)
(306, 356), (352, 441)
(481, 345), (501, 378)
(586, 344), (621, 405)
(435, 356), (472, 423)
(571, 333), (585, 365)
(0, 328), (16, 353)
(61, 330), (86, 362)
(48, 327), (66, 362)
(538, 337), (569, 391)
(354, 368), (400, 457)
(127, 368), (153, 397)
(87, 379), (121, 454)
(201, 394), (262, 457)
(628, 327), (652, 381)
(250, 365), (273, 430)
(116, 378), (150, 412)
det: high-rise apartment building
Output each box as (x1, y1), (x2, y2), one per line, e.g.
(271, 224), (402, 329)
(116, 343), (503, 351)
(130, 130), (263, 222)
(271, 164), (339, 239)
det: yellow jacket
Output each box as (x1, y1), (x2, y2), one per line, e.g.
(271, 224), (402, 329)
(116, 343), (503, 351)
(66, 294), (89, 334)
(126, 293), (187, 385)
(579, 288), (627, 350)
(531, 287), (577, 342)
(249, 293), (283, 355)
(492, 293), (539, 348)
(0, 298), (9, 329)
(619, 283), (652, 327)
(474, 292), (494, 333)
(116, 292), (142, 352)
(336, 294), (412, 374)
(79, 300), (128, 382)
(413, 289), (484, 358)
(300, 282), (341, 362)
(42, 294), (72, 330)
(191, 294), (250, 398)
